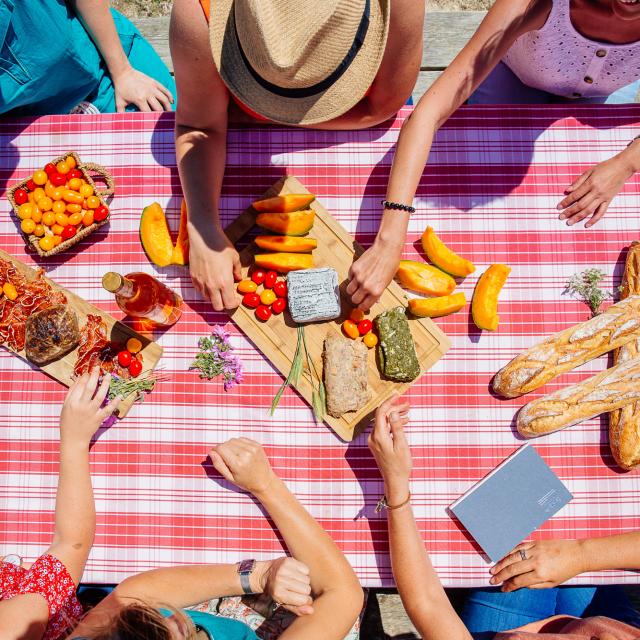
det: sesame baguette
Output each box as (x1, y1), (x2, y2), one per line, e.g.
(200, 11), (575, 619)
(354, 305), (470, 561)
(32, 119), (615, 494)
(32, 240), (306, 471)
(492, 295), (640, 398)
(517, 355), (640, 438)
(610, 242), (640, 470)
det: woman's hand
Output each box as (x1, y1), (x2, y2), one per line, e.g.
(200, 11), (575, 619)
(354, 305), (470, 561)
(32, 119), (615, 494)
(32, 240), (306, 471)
(368, 395), (412, 504)
(557, 154), (636, 228)
(112, 66), (174, 113)
(209, 438), (278, 496)
(489, 540), (586, 591)
(188, 224), (242, 311)
(347, 238), (404, 311)
(255, 557), (314, 616)
(59, 370), (120, 446)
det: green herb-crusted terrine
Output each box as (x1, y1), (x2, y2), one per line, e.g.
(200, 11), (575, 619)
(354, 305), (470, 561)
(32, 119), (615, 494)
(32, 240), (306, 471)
(374, 307), (421, 382)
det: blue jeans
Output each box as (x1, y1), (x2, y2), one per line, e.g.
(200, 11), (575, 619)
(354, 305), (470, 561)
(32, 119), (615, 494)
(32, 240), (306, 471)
(469, 61), (640, 105)
(462, 586), (640, 639)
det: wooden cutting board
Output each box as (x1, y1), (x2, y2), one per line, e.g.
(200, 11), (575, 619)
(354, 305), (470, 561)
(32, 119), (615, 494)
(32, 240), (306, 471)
(0, 249), (163, 417)
(227, 176), (450, 441)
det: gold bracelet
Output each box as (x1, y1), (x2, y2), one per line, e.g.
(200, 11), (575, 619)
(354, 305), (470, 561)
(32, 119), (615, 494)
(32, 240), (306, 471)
(375, 492), (411, 513)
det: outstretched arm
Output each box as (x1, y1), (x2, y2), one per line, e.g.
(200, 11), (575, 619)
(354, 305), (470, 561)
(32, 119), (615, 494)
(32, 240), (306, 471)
(70, 0), (173, 112)
(369, 396), (472, 640)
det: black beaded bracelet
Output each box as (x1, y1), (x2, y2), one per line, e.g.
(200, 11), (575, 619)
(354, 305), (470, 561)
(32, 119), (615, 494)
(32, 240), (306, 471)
(381, 199), (415, 214)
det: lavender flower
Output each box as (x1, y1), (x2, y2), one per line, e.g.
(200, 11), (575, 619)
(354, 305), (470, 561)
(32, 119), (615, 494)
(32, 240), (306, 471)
(190, 326), (244, 391)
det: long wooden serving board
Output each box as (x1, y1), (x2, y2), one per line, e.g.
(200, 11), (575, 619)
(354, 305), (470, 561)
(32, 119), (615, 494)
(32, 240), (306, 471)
(227, 177), (450, 441)
(0, 249), (163, 417)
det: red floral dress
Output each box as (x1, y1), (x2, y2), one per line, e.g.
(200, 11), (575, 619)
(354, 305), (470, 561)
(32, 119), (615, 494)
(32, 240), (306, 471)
(0, 554), (83, 640)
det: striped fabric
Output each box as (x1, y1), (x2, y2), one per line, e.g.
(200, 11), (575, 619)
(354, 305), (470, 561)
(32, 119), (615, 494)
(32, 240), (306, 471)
(0, 106), (639, 588)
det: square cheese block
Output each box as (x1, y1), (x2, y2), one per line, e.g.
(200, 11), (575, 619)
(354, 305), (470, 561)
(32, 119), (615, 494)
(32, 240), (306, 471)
(287, 268), (341, 324)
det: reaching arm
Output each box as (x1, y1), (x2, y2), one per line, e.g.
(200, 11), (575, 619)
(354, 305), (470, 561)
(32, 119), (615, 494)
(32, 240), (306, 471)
(170, 0), (242, 312)
(347, 0), (543, 310)
(369, 396), (472, 640)
(491, 531), (640, 591)
(69, 0), (173, 112)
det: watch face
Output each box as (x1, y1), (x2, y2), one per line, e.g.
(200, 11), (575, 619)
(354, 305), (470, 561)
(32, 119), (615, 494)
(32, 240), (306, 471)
(2, 554), (22, 566)
(238, 559), (256, 574)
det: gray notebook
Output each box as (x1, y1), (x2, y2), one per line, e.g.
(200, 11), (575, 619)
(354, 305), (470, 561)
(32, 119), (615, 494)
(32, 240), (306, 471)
(449, 444), (573, 563)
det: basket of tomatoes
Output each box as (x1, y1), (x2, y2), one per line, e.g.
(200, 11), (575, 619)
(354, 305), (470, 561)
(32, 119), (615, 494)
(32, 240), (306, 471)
(6, 152), (114, 257)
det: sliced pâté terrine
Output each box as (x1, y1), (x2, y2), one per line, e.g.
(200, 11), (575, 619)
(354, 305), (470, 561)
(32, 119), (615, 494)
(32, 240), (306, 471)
(374, 307), (420, 382)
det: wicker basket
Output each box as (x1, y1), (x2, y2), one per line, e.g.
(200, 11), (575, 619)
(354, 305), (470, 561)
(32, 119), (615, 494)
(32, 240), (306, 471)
(6, 152), (115, 258)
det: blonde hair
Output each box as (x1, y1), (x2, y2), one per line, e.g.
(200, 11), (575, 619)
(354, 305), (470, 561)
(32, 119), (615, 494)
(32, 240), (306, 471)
(76, 602), (197, 640)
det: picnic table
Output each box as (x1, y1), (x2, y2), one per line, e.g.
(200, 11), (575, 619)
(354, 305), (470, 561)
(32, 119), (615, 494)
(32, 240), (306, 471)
(0, 105), (639, 588)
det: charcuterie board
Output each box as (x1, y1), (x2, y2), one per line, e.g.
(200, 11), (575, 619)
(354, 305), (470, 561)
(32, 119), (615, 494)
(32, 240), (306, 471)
(227, 176), (450, 441)
(0, 249), (163, 417)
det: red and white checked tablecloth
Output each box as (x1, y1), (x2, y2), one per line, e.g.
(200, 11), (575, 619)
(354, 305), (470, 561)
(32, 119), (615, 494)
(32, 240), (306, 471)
(0, 106), (639, 588)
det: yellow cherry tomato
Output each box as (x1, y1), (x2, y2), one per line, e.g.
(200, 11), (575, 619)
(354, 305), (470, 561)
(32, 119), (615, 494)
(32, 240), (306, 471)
(54, 212), (69, 227)
(39, 235), (55, 252)
(79, 183), (94, 198)
(363, 332), (378, 349)
(32, 187), (45, 202)
(52, 200), (66, 215)
(62, 190), (82, 205)
(126, 337), (143, 354)
(27, 192), (35, 203)
(342, 319), (360, 340)
(37, 196), (53, 212)
(52, 235), (62, 247)
(42, 212), (56, 227)
(17, 203), (33, 220)
(56, 161), (70, 175)
(68, 212), (83, 226)
(32, 170), (47, 185)
(67, 177), (82, 191)
(82, 210), (94, 226)
(2, 283), (18, 300)
(349, 308), (365, 322)
(51, 187), (64, 201)
(66, 203), (82, 214)
(21, 218), (36, 234)
(52, 224), (65, 236)
(86, 195), (100, 209)
(237, 279), (258, 294)
(33, 224), (45, 237)
(44, 181), (56, 198)
(31, 209), (42, 224)
(65, 155), (76, 169)
(260, 289), (277, 306)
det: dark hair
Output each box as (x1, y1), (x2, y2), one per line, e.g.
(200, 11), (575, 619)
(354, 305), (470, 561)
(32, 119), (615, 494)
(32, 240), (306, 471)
(72, 602), (197, 640)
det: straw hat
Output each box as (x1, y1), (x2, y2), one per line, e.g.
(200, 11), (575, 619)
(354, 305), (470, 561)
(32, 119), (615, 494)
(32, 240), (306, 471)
(209, 0), (390, 125)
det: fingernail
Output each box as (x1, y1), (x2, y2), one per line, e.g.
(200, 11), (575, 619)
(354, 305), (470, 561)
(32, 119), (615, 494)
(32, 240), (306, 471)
(556, 204), (562, 210)
(567, 220), (573, 226)
(489, 578), (496, 585)
(558, 214), (565, 220)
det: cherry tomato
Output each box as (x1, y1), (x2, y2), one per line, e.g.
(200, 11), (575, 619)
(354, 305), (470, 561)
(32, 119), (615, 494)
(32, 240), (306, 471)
(65, 155), (77, 169)
(32, 170), (47, 186)
(264, 270), (278, 289)
(251, 269), (266, 285)
(271, 298), (286, 314)
(13, 189), (27, 205)
(50, 172), (66, 187)
(94, 205), (109, 221)
(126, 337), (143, 354)
(39, 236), (54, 252)
(67, 177), (82, 191)
(21, 219), (36, 234)
(82, 210), (94, 226)
(129, 359), (143, 378)
(79, 183), (94, 199)
(342, 319), (359, 340)
(86, 195), (100, 209)
(357, 319), (373, 336)
(33, 224), (45, 237)
(242, 292), (261, 308)
(56, 161), (70, 175)
(273, 280), (288, 298)
(237, 279), (258, 294)
(363, 332), (378, 348)
(117, 350), (132, 367)
(255, 304), (272, 322)
(44, 163), (56, 176)
(350, 308), (365, 322)
(25, 179), (37, 192)
(260, 289), (277, 306)
(61, 225), (77, 240)
(67, 169), (82, 181)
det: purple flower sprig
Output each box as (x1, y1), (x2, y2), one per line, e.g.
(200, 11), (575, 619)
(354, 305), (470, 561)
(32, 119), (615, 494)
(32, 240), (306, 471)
(190, 325), (244, 391)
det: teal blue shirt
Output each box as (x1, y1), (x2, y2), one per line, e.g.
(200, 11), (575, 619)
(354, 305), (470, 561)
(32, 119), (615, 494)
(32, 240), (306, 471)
(161, 609), (259, 640)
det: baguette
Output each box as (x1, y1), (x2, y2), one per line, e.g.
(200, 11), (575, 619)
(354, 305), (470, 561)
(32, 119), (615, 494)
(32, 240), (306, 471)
(493, 295), (640, 398)
(517, 355), (640, 437)
(609, 242), (640, 469)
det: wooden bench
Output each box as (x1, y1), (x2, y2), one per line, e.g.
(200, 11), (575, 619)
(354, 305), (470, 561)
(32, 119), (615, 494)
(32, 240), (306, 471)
(134, 11), (486, 101)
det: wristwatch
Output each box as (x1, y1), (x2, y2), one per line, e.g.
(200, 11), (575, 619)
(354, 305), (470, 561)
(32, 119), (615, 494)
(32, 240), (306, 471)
(237, 559), (257, 595)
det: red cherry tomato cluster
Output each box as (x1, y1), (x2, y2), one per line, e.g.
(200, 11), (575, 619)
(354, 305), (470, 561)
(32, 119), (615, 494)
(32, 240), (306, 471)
(116, 346), (143, 378)
(239, 269), (288, 322)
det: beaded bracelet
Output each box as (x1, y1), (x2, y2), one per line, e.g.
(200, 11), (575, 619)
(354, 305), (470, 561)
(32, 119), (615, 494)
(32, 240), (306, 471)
(381, 199), (415, 214)
(375, 492), (411, 513)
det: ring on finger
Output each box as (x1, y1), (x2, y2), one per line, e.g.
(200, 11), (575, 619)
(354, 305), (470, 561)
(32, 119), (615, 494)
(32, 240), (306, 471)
(519, 549), (527, 561)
